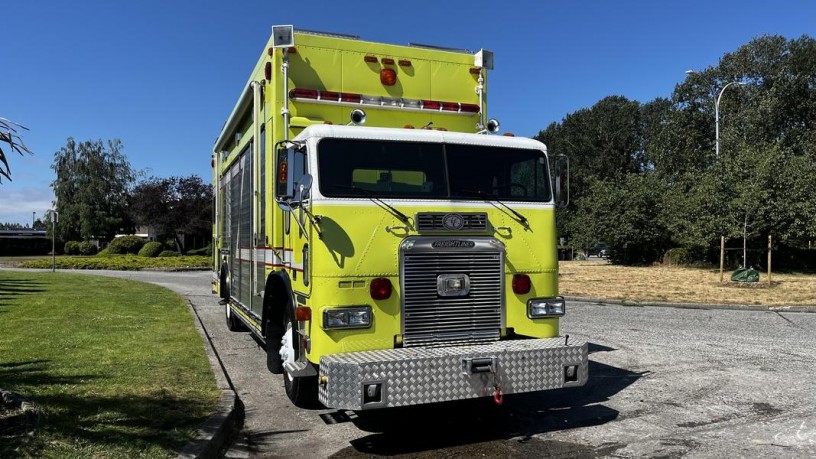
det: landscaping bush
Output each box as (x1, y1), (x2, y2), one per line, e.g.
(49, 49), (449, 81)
(107, 236), (146, 255)
(78, 241), (98, 256)
(64, 241), (81, 255)
(138, 241), (165, 258)
(187, 244), (212, 257)
(664, 248), (694, 266)
(158, 250), (181, 257)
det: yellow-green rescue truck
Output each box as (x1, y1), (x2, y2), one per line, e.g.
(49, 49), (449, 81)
(212, 26), (587, 409)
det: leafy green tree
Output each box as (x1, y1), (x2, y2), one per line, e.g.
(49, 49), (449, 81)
(129, 175), (212, 251)
(51, 138), (136, 241)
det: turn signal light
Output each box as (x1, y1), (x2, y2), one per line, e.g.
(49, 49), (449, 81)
(295, 306), (311, 321)
(512, 274), (531, 294)
(370, 278), (392, 300)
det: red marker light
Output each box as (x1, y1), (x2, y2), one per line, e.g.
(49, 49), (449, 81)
(512, 274), (531, 294)
(370, 278), (392, 300)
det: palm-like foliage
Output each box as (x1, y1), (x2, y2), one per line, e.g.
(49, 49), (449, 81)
(0, 117), (33, 182)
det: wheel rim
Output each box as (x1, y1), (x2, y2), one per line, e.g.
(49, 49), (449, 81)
(279, 321), (295, 381)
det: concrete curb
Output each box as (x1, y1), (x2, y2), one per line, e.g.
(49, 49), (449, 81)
(177, 299), (244, 458)
(565, 296), (816, 314)
(177, 390), (242, 459)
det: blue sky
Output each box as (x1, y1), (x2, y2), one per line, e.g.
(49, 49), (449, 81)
(2, 0), (814, 224)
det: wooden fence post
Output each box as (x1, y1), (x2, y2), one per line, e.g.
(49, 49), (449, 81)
(768, 235), (772, 284)
(720, 236), (725, 283)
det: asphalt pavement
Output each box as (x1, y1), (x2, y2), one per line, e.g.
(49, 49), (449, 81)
(65, 270), (816, 458)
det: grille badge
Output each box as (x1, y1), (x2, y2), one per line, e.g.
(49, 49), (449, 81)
(442, 213), (465, 230)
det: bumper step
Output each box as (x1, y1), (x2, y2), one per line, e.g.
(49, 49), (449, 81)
(318, 338), (588, 410)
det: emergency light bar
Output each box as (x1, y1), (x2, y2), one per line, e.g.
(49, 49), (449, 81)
(289, 88), (480, 115)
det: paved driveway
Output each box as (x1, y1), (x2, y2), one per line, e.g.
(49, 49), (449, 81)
(74, 270), (816, 458)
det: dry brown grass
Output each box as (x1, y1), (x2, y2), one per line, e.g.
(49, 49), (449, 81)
(559, 260), (816, 306)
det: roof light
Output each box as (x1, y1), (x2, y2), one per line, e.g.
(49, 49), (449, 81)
(321, 91), (340, 101)
(404, 124), (415, 129)
(470, 67), (482, 75)
(503, 133), (515, 137)
(460, 103), (480, 113)
(422, 100), (440, 110)
(264, 62), (272, 81)
(441, 102), (460, 112)
(399, 60), (412, 67)
(364, 55), (378, 63)
(380, 68), (397, 86)
(381, 57), (395, 65)
(340, 92), (362, 103)
(289, 88), (318, 99)
(288, 87), (480, 116)
(287, 47), (297, 54)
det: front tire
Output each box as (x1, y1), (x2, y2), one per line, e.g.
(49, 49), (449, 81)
(281, 309), (319, 408)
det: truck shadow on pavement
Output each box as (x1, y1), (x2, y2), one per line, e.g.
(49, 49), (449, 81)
(331, 343), (644, 457)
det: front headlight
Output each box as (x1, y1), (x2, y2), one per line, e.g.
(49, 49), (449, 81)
(527, 297), (566, 318)
(323, 306), (372, 330)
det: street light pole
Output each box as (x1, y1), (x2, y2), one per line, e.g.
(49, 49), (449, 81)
(46, 210), (59, 272)
(715, 81), (747, 159)
(685, 70), (746, 159)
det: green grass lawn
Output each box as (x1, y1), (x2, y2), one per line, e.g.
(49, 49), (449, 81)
(0, 271), (220, 458)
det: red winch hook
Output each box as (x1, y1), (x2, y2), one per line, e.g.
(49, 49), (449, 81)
(493, 385), (503, 405)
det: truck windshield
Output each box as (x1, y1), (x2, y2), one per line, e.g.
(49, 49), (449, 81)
(317, 138), (552, 202)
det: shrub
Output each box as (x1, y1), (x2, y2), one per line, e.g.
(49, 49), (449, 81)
(64, 241), (81, 255)
(107, 236), (146, 255)
(187, 244), (212, 257)
(138, 241), (165, 258)
(158, 250), (180, 257)
(78, 241), (98, 256)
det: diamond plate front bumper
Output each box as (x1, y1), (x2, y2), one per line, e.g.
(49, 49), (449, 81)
(318, 338), (588, 410)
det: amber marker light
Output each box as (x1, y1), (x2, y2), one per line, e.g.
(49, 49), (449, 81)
(380, 68), (397, 86)
(295, 306), (311, 321)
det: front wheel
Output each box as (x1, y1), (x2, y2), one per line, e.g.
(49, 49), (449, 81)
(225, 302), (246, 332)
(281, 309), (319, 408)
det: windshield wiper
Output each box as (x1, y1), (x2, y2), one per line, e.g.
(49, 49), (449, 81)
(462, 190), (528, 225)
(333, 185), (411, 224)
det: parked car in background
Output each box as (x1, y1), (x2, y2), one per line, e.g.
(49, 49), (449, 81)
(588, 243), (609, 258)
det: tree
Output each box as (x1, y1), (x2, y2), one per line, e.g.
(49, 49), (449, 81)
(0, 117), (33, 183)
(51, 138), (136, 241)
(129, 175), (212, 251)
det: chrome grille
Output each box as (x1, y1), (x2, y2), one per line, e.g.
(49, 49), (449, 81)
(415, 212), (488, 232)
(400, 237), (504, 347)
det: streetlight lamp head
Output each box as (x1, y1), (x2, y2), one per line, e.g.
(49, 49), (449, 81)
(685, 70), (697, 75)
